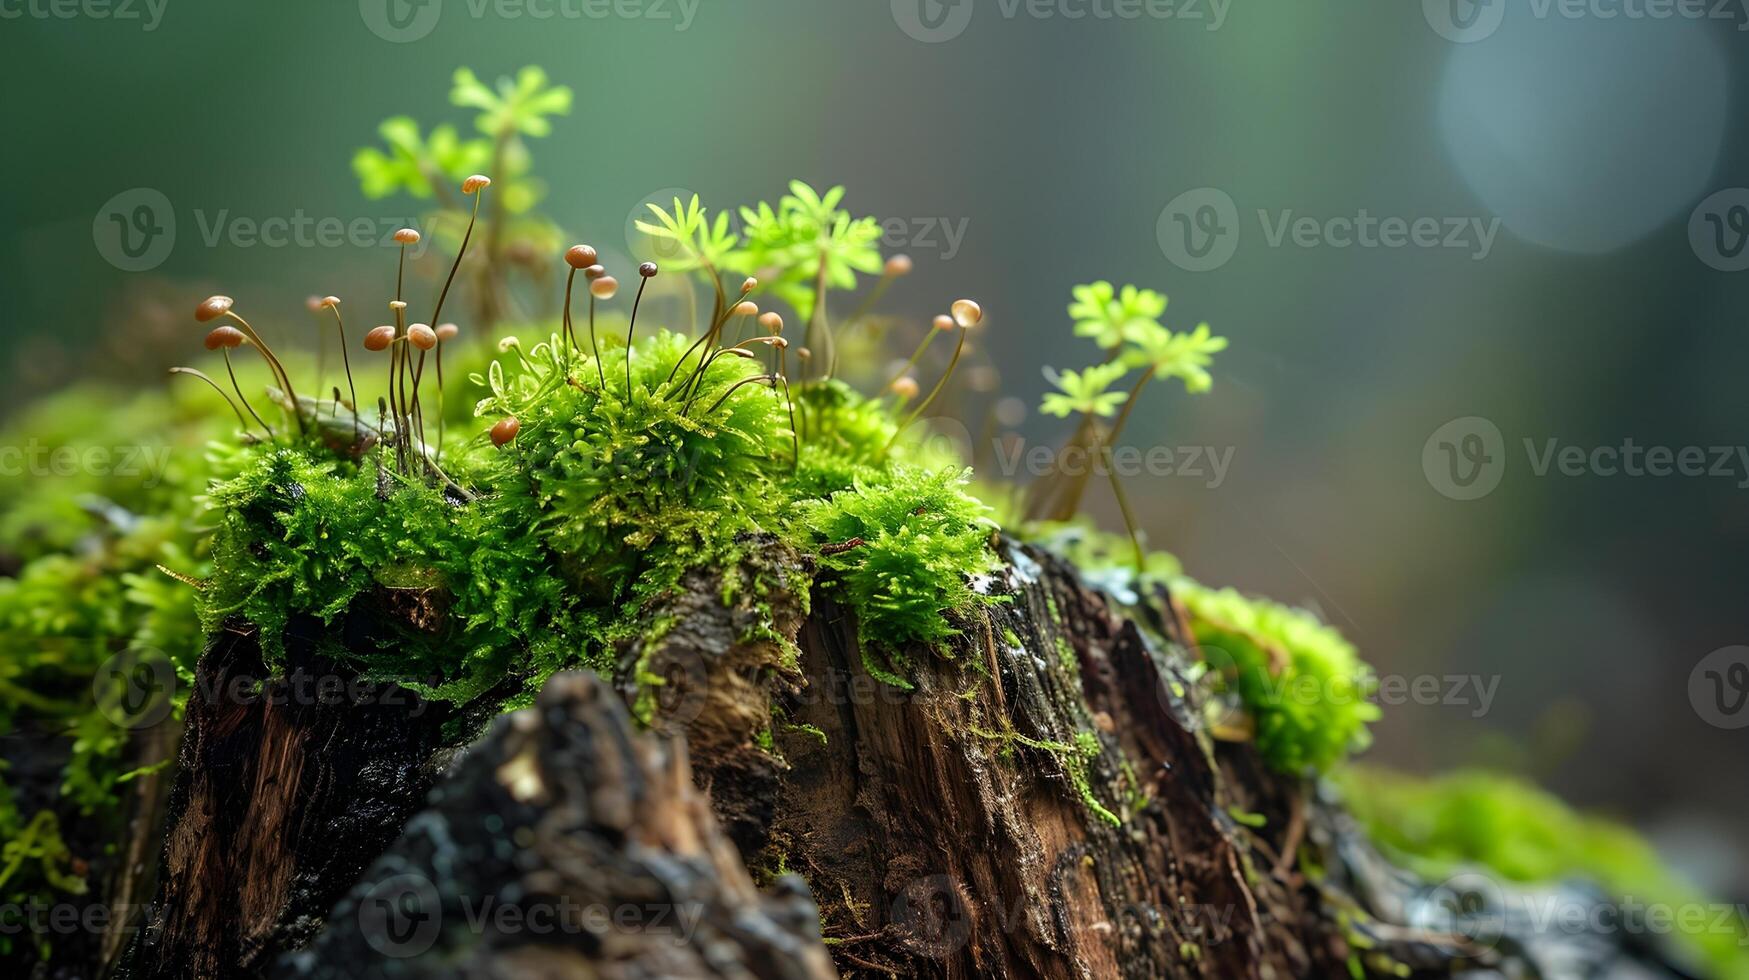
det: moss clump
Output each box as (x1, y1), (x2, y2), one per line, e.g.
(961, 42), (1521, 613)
(476, 329), (791, 608)
(196, 319), (998, 708)
(201, 446), (581, 706)
(1021, 521), (1377, 776)
(800, 466), (1003, 687)
(1336, 766), (1749, 979)
(1174, 582), (1378, 775)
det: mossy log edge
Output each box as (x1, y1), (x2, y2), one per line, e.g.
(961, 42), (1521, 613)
(113, 537), (1701, 979)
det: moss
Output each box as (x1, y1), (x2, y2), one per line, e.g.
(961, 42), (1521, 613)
(479, 329), (793, 606)
(1335, 766), (1749, 979)
(189, 322), (1000, 710)
(1021, 521), (1377, 777)
(1174, 581), (1379, 776)
(202, 445), (585, 706)
(799, 466), (1004, 688)
(975, 725), (1121, 827)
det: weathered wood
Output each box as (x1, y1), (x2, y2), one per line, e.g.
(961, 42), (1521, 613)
(117, 615), (470, 980)
(627, 537), (1707, 979)
(631, 538), (1341, 977)
(275, 670), (837, 980)
(114, 535), (1708, 979)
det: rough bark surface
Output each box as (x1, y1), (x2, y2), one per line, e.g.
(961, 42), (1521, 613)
(627, 537), (1708, 980)
(276, 670), (837, 980)
(116, 613), (473, 980)
(110, 537), (1707, 980)
(632, 538), (1342, 978)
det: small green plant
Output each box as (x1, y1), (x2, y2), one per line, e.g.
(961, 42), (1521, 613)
(725, 181), (885, 367)
(354, 66), (573, 329)
(1030, 282), (1227, 568)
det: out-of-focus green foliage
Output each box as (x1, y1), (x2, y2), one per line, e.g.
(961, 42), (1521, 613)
(1337, 767), (1749, 980)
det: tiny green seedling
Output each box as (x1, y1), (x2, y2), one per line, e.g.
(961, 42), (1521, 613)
(1030, 281), (1227, 569)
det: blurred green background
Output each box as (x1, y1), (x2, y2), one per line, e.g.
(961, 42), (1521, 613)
(2, 0), (1747, 899)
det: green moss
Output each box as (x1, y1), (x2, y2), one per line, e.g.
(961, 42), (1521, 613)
(1055, 634), (1076, 673)
(1021, 521), (1377, 777)
(478, 329), (794, 606)
(1336, 766), (1749, 979)
(201, 445), (585, 706)
(191, 321), (998, 709)
(799, 466), (1003, 688)
(1174, 581), (1379, 776)
(975, 726), (1121, 827)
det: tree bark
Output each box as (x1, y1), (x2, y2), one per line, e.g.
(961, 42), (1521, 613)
(275, 670), (837, 980)
(108, 536), (1705, 980)
(116, 612), (481, 980)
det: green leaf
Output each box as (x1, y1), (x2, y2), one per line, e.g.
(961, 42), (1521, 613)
(1040, 362), (1131, 419)
(1123, 321), (1227, 394)
(1069, 281), (1168, 350)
